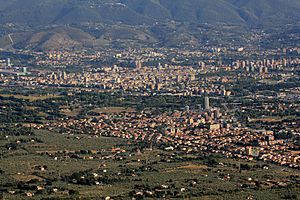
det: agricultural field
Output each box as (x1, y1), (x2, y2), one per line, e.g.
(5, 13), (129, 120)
(1, 130), (299, 200)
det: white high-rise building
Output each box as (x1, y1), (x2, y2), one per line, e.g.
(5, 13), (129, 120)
(6, 58), (12, 68)
(204, 96), (210, 110)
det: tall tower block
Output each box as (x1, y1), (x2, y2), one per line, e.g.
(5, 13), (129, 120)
(204, 96), (210, 110)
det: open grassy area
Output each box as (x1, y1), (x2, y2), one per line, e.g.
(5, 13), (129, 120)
(92, 107), (136, 114)
(0, 94), (61, 102)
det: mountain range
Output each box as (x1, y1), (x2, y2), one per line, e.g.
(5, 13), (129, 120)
(0, 0), (299, 50)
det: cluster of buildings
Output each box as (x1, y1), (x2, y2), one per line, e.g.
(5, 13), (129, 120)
(29, 96), (300, 169)
(1, 46), (299, 97)
(234, 57), (300, 75)
(1, 46), (299, 169)
(0, 58), (29, 76)
(0, 61), (234, 96)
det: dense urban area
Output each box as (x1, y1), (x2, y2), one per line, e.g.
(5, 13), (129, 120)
(0, 42), (299, 200)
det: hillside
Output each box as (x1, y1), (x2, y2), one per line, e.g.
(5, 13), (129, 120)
(0, 0), (299, 26)
(0, 0), (299, 50)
